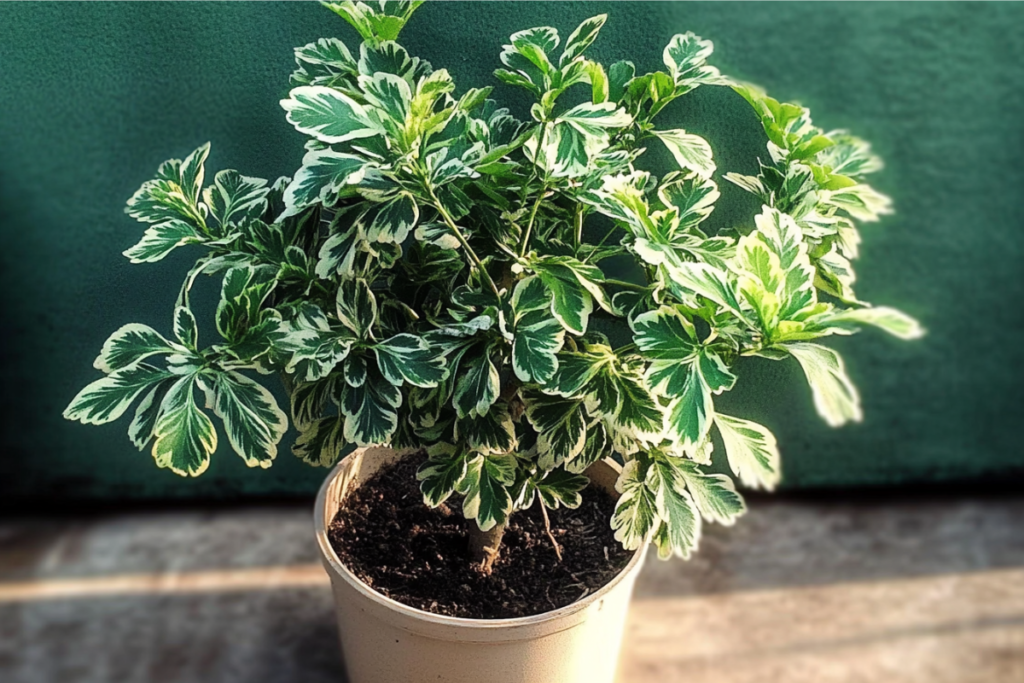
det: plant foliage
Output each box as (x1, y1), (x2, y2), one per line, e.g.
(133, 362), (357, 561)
(65, 1), (922, 561)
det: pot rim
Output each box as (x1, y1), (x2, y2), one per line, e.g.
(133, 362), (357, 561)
(314, 446), (646, 631)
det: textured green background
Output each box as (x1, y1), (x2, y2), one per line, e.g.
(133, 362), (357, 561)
(2, 2), (1022, 501)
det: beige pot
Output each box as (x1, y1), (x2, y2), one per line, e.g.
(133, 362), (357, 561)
(314, 445), (647, 683)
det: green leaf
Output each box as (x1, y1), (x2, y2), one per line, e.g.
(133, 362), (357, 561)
(64, 362), (172, 425)
(93, 324), (174, 373)
(292, 37), (357, 86)
(323, 1), (424, 44)
(293, 416), (348, 467)
(536, 468), (589, 509)
(169, 307), (197, 351)
(566, 420), (608, 474)
(280, 85), (378, 144)
(126, 144), (209, 228)
(662, 32), (722, 90)
(608, 60), (635, 103)
(632, 307), (700, 392)
(361, 71), (413, 134)
(671, 458), (746, 526)
(783, 342), (861, 427)
(281, 149), (368, 218)
(611, 460), (657, 550)
(204, 170), (270, 229)
(212, 371), (288, 468)
(609, 369), (664, 445)
(417, 443), (468, 506)
(123, 220), (199, 264)
(374, 333), (448, 387)
(715, 413), (781, 491)
(336, 278), (377, 337)
(525, 393), (587, 470)
(511, 277), (564, 383)
(366, 192), (418, 244)
(128, 380), (173, 451)
(289, 376), (336, 430)
(664, 261), (745, 319)
(822, 306), (925, 341)
(560, 14), (607, 65)
(532, 256), (611, 335)
(453, 346), (499, 419)
(460, 454), (516, 531)
(317, 224), (361, 279)
(151, 375), (218, 477)
(340, 369), (400, 445)
(652, 129), (715, 178)
(657, 171), (719, 232)
(650, 457), (701, 560)
(455, 402), (516, 454)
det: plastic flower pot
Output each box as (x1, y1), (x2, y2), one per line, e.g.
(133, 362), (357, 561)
(314, 445), (647, 683)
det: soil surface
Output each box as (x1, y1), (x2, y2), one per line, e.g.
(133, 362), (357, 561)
(327, 453), (634, 619)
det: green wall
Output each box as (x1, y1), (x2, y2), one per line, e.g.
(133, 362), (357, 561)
(2, 2), (1022, 501)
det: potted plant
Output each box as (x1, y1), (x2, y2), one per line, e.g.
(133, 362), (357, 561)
(64, 2), (922, 682)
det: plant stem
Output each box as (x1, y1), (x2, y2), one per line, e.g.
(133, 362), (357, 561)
(537, 498), (563, 562)
(517, 122), (551, 258)
(426, 185), (502, 299)
(604, 278), (649, 291)
(573, 204), (584, 248)
(518, 186), (547, 258)
(468, 520), (506, 575)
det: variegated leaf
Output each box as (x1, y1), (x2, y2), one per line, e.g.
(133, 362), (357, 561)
(212, 371), (288, 469)
(281, 149), (368, 218)
(417, 443), (468, 506)
(151, 375), (218, 477)
(715, 413), (781, 491)
(460, 454), (517, 532)
(650, 457), (701, 560)
(536, 468), (589, 509)
(123, 220), (199, 264)
(280, 86), (379, 144)
(784, 342), (861, 427)
(652, 129), (715, 179)
(374, 334), (448, 388)
(64, 362), (172, 425)
(611, 460), (657, 550)
(204, 170), (269, 229)
(93, 324), (175, 373)
(525, 393), (586, 470)
(511, 277), (564, 384)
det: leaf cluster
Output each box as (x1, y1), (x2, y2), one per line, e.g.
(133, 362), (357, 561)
(65, 1), (922, 560)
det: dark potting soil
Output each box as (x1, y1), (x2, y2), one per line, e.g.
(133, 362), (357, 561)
(327, 453), (634, 619)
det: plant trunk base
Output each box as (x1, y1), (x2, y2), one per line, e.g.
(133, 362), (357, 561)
(468, 522), (506, 575)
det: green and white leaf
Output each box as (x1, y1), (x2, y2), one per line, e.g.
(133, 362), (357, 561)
(652, 129), (715, 179)
(460, 454), (516, 532)
(417, 443), (468, 507)
(536, 468), (589, 509)
(123, 220), (199, 264)
(525, 394), (587, 470)
(511, 277), (564, 383)
(151, 375), (218, 477)
(281, 149), (368, 218)
(670, 457), (746, 525)
(93, 324), (175, 373)
(611, 460), (657, 550)
(374, 333), (448, 388)
(783, 342), (861, 427)
(212, 371), (288, 468)
(650, 458), (701, 560)
(715, 413), (781, 491)
(204, 170), (269, 229)
(452, 347), (499, 418)
(64, 362), (172, 425)
(280, 86), (379, 144)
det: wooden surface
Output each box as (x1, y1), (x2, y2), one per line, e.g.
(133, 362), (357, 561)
(1, 495), (1022, 682)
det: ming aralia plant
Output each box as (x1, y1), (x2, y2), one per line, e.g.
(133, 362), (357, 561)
(65, 2), (922, 572)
